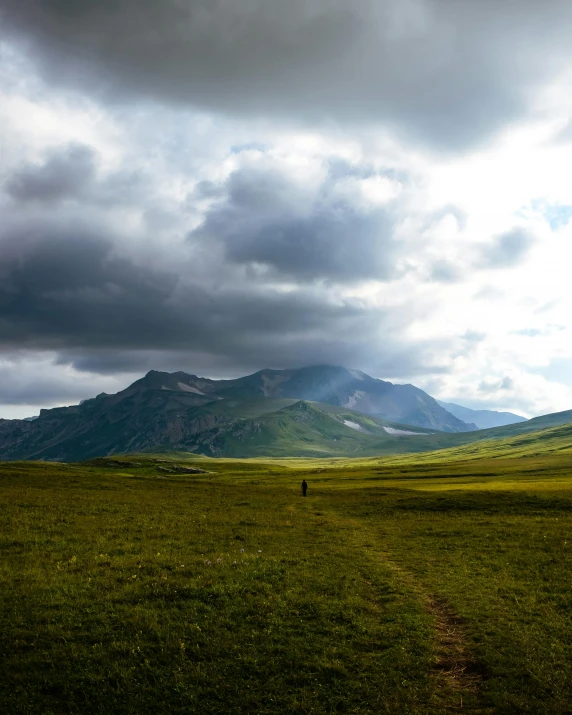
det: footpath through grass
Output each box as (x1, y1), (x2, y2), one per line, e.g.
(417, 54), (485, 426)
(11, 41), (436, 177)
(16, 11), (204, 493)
(1, 453), (572, 713)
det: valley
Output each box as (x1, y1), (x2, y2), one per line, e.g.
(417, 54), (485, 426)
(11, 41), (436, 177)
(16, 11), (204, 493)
(2, 422), (572, 713)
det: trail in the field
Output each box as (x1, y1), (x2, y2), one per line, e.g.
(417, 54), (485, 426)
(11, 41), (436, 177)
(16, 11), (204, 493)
(317, 501), (492, 713)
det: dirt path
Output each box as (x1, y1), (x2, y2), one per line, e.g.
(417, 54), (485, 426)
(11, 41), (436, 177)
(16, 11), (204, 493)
(425, 594), (489, 711)
(380, 554), (490, 711)
(333, 514), (491, 712)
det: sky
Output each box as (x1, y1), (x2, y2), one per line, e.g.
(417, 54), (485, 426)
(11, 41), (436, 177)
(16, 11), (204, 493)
(2, 0), (572, 419)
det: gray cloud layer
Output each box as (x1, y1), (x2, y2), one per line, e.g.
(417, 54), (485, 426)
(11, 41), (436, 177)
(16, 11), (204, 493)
(0, 134), (536, 402)
(6, 143), (96, 203)
(0, 160), (398, 387)
(0, 222), (365, 349)
(190, 161), (400, 282)
(479, 228), (536, 269)
(4, 142), (151, 209)
(4, 0), (572, 149)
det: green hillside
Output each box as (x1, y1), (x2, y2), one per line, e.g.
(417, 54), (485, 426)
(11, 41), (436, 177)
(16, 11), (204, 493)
(385, 421), (572, 465)
(182, 401), (433, 457)
(367, 408), (572, 457)
(450, 408), (572, 441)
(207, 404), (572, 461)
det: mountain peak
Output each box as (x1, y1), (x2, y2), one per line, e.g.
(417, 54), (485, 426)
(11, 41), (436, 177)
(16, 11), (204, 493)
(0, 363), (489, 461)
(281, 400), (315, 412)
(127, 365), (473, 433)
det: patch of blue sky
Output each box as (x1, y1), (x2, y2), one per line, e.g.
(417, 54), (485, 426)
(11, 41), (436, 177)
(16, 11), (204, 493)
(230, 142), (268, 154)
(513, 328), (542, 337)
(528, 200), (572, 230)
(530, 357), (572, 385)
(512, 325), (565, 337)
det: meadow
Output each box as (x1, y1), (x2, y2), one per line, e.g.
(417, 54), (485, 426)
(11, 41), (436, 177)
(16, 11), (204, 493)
(1, 445), (572, 714)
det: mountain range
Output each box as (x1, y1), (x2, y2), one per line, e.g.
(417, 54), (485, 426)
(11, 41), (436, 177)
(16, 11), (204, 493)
(0, 364), (552, 461)
(437, 400), (526, 429)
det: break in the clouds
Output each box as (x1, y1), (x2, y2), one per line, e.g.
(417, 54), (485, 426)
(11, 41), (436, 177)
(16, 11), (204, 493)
(2, 1), (572, 419)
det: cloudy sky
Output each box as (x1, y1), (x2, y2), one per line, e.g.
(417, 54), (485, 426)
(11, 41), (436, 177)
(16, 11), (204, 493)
(2, 0), (572, 419)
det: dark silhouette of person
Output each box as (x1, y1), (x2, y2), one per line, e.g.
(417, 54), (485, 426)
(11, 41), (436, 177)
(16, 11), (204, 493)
(301, 479), (308, 497)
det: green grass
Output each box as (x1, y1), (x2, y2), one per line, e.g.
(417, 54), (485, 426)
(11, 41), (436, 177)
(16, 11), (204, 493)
(182, 400), (435, 458)
(183, 403), (572, 460)
(2, 432), (572, 713)
(0, 461), (436, 714)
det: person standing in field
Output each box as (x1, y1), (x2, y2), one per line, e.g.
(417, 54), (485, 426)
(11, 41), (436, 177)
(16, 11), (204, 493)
(301, 479), (308, 497)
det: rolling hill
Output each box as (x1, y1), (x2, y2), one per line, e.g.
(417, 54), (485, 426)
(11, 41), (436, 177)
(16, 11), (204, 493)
(378, 420), (572, 466)
(178, 400), (439, 458)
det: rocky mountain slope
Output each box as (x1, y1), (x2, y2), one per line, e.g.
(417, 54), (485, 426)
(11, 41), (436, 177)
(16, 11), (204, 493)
(0, 394), (433, 462)
(198, 365), (475, 431)
(2, 365), (572, 461)
(0, 365), (473, 461)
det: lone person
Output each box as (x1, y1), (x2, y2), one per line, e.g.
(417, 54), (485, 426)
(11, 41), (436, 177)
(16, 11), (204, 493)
(301, 479), (308, 497)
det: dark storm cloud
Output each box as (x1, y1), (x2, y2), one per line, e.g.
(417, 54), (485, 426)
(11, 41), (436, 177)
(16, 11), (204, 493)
(3, 0), (572, 149)
(479, 228), (535, 269)
(190, 160), (401, 282)
(5, 143), (96, 203)
(0, 223), (176, 348)
(0, 214), (390, 378)
(52, 320), (450, 382)
(4, 142), (151, 208)
(222, 211), (393, 281)
(54, 351), (155, 376)
(0, 133), (440, 394)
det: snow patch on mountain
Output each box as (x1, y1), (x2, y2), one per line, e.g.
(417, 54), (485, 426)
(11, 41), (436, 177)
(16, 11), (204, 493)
(383, 426), (423, 436)
(178, 382), (205, 395)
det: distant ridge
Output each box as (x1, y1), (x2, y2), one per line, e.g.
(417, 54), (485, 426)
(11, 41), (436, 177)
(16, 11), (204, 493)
(437, 400), (527, 430)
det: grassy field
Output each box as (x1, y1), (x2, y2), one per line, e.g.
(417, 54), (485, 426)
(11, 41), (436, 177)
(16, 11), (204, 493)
(1, 442), (572, 713)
